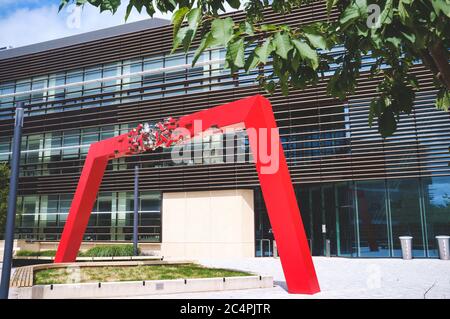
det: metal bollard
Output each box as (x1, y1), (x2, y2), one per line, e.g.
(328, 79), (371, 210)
(326, 239), (331, 257)
(435, 236), (450, 260)
(273, 240), (278, 257)
(399, 236), (413, 260)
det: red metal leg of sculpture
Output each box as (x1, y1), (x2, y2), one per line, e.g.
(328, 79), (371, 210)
(54, 135), (134, 262)
(176, 95), (320, 294)
(54, 94), (320, 294)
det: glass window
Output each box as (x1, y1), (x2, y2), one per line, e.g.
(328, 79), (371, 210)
(210, 48), (232, 90)
(81, 128), (99, 155)
(165, 54), (186, 97)
(66, 70), (83, 99)
(62, 130), (80, 160)
(125, 191), (135, 227)
(102, 62), (121, 107)
(0, 82), (14, 119)
(49, 132), (62, 163)
(0, 137), (10, 162)
(335, 182), (358, 256)
(45, 195), (59, 227)
(187, 52), (210, 93)
(31, 76), (48, 102)
(388, 178), (426, 257)
(15, 79), (31, 105)
(122, 59), (143, 103)
(356, 180), (390, 257)
(47, 73), (65, 113)
(100, 125), (115, 139)
(97, 193), (112, 227)
(26, 134), (42, 164)
(143, 57), (164, 99)
(84, 66), (102, 107)
(84, 66), (102, 92)
(21, 196), (37, 228)
(65, 70), (83, 111)
(59, 194), (73, 224)
(140, 192), (161, 212)
(47, 73), (65, 98)
(422, 176), (450, 257)
(254, 188), (273, 257)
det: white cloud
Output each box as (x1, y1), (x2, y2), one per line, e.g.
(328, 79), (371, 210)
(0, 2), (172, 49)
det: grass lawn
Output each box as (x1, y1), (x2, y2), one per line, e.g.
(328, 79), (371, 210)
(34, 264), (253, 285)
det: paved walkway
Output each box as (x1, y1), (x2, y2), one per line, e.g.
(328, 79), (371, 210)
(131, 257), (450, 299)
(3, 257), (449, 299)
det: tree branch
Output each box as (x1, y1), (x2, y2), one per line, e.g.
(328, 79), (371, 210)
(429, 40), (450, 90)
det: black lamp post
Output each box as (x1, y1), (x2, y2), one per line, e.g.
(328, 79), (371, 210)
(0, 102), (24, 299)
(133, 165), (139, 256)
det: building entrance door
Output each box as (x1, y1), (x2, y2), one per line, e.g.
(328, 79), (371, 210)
(296, 184), (340, 257)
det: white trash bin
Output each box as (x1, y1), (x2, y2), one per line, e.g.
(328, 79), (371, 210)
(399, 236), (413, 260)
(435, 235), (450, 260)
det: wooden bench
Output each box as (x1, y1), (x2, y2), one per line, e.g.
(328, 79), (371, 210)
(10, 266), (34, 288)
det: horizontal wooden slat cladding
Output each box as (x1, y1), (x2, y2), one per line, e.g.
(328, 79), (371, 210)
(0, 2), (337, 82)
(7, 66), (450, 195)
(0, 64), (436, 136)
(0, 3), (449, 196)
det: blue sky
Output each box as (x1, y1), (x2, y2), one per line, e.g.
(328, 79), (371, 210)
(0, 0), (52, 17)
(0, 1), (240, 49)
(0, 0), (171, 48)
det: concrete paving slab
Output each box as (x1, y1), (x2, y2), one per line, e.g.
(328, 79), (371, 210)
(128, 257), (450, 299)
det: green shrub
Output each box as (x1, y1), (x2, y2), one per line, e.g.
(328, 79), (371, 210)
(82, 244), (139, 257)
(15, 250), (56, 257)
(39, 250), (57, 257)
(15, 245), (138, 258)
(16, 250), (38, 257)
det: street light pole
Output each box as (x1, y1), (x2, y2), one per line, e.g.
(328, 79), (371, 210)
(133, 165), (139, 256)
(0, 103), (24, 299)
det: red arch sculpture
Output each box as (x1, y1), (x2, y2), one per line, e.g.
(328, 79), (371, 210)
(54, 95), (320, 294)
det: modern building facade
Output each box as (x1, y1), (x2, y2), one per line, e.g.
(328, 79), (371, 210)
(0, 3), (449, 258)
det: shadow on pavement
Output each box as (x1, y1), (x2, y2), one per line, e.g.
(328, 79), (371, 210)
(274, 281), (288, 292)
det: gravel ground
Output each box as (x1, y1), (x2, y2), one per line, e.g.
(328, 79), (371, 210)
(130, 257), (450, 299)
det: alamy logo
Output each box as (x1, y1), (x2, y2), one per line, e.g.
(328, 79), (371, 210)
(65, 265), (81, 284)
(366, 264), (382, 289)
(170, 120), (280, 174)
(66, 4), (82, 29)
(367, 4), (382, 29)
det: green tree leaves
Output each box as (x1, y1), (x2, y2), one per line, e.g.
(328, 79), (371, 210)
(255, 38), (274, 64)
(59, 0), (450, 138)
(437, 88), (450, 111)
(431, 0), (450, 18)
(339, 0), (367, 28)
(0, 163), (9, 237)
(292, 40), (319, 70)
(211, 17), (235, 47)
(171, 6), (190, 38)
(125, 0), (155, 20)
(368, 73), (417, 136)
(378, 107), (397, 137)
(273, 33), (293, 60)
(227, 38), (245, 69)
(171, 7), (202, 53)
(378, 0), (394, 25)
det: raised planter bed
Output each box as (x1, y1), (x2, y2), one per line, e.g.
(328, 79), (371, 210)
(10, 260), (273, 299)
